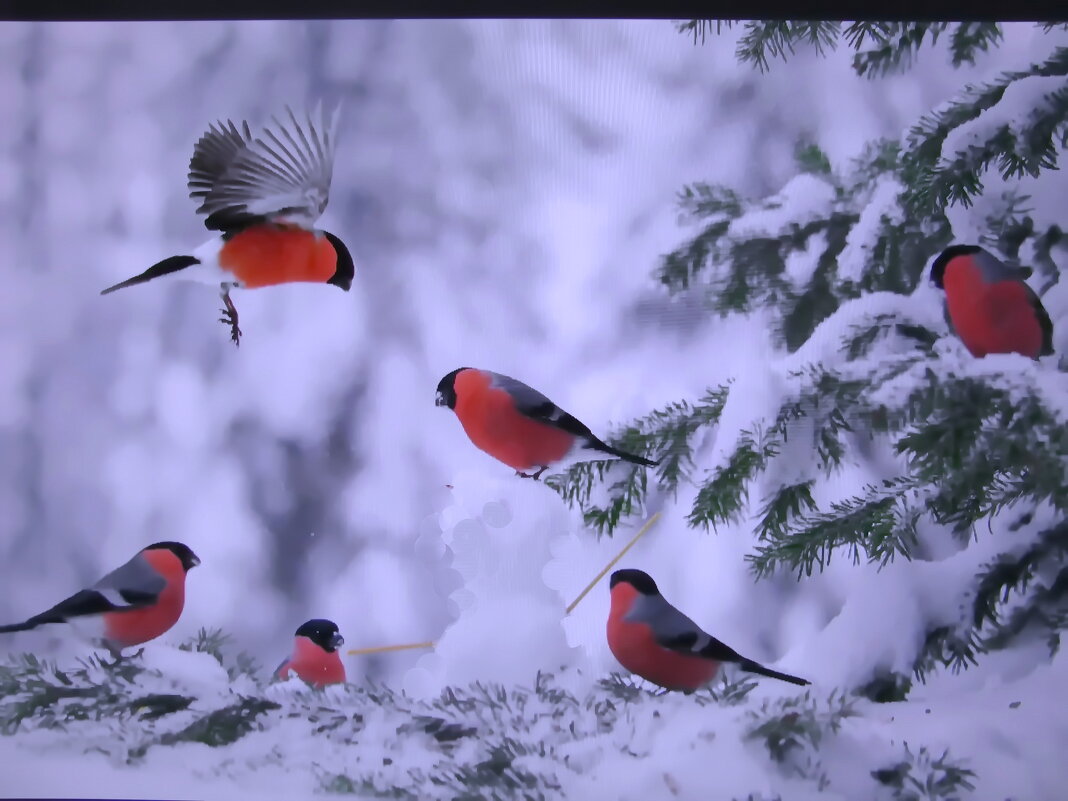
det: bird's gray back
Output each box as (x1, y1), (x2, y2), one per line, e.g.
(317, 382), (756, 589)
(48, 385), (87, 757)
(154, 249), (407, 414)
(93, 553), (167, 599)
(487, 371), (557, 415)
(625, 593), (707, 645)
(973, 248), (1029, 283)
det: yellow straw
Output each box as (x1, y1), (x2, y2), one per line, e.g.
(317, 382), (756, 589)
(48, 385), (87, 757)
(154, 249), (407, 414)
(564, 511), (662, 615)
(346, 511), (662, 657)
(345, 640), (435, 657)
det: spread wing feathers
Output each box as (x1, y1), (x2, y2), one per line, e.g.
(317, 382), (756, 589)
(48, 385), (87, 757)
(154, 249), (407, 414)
(0, 555), (164, 633)
(188, 103), (341, 233)
(487, 371), (597, 440)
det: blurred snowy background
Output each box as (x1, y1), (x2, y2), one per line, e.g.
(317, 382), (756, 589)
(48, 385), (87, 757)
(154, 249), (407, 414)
(0, 19), (1056, 682)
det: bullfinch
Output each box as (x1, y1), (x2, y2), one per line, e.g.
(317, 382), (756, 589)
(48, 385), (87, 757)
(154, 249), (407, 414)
(275, 618), (346, 687)
(607, 569), (810, 692)
(100, 104), (355, 346)
(434, 367), (660, 479)
(930, 244), (1054, 360)
(0, 541), (200, 658)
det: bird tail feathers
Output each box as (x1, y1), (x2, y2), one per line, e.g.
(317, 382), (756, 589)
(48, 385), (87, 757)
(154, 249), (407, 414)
(100, 255), (200, 295)
(739, 658), (811, 687)
(589, 441), (660, 468)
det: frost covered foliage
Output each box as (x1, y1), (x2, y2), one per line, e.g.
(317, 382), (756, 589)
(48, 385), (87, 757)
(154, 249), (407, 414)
(0, 637), (981, 800)
(659, 22), (1066, 352)
(549, 22), (1068, 705)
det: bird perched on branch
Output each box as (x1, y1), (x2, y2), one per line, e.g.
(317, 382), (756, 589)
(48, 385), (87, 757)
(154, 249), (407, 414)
(0, 542), (200, 660)
(607, 569), (810, 692)
(275, 618), (346, 688)
(100, 104), (354, 346)
(930, 244), (1054, 360)
(434, 367), (660, 480)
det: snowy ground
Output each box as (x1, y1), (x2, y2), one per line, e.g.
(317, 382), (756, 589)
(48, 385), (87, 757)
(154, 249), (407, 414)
(1, 18), (1066, 801)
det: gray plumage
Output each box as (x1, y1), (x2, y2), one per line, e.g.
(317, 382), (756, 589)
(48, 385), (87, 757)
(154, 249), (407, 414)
(91, 551), (168, 605)
(487, 371), (565, 421)
(969, 247), (1032, 284)
(624, 592), (717, 654)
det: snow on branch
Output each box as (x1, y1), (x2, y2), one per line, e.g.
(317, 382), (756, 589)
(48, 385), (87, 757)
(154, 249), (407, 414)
(0, 639), (980, 800)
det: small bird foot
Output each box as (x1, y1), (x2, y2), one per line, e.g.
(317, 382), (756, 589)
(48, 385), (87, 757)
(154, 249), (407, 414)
(219, 291), (242, 347)
(515, 466), (549, 481)
(99, 645), (143, 669)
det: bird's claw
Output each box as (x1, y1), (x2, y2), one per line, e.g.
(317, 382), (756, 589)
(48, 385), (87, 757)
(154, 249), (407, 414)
(515, 467), (548, 481)
(218, 296), (242, 347)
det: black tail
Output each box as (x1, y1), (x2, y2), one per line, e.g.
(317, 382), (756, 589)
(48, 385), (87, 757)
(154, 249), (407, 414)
(589, 440), (660, 468)
(739, 658), (811, 687)
(100, 255), (199, 296)
(0, 619), (41, 634)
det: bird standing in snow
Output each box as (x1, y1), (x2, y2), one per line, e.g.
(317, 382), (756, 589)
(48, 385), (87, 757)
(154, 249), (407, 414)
(0, 542), (200, 659)
(100, 104), (354, 346)
(434, 367), (660, 480)
(275, 619), (346, 688)
(607, 569), (810, 692)
(929, 244), (1054, 360)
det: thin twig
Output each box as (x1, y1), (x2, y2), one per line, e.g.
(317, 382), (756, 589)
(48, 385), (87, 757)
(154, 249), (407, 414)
(565, 512), (663, 615)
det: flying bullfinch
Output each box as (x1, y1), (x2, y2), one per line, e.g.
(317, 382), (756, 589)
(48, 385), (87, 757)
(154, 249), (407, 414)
(275, 619), (346, 688)
(434, 367), (660, 479)
(607, 569), (810, 692)
(100, 104), (355, 346)
(930, 244), (1054, 360)
(0, 541), (200, 658)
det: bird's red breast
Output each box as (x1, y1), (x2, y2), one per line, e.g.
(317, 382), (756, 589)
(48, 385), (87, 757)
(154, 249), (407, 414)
(943, 255), (1047, 359)
(606, 583), (719, 692)
(218, 224), (339, 289)
(451, 369), (576, 472)
(276, 637), (346, 687)
(102, 548), (188, 649)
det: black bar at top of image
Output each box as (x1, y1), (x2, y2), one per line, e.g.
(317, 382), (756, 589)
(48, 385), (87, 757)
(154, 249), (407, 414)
(2, 0), (1067, 23)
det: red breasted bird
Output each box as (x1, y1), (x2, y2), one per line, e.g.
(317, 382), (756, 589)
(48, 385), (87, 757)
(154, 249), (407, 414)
(100, 105), (354, 347)
(930, 244), (1054, 360)
(275, 619), (346, 687)
(607, 569), (810, 692)
(0, 542), (200, 658)
(434, 367), (659, 480)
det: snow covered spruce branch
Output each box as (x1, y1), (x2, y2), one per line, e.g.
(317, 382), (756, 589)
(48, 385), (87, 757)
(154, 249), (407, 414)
(679, 21), (1007, 79)
(0, 635), (978, 800)
(548, 30), (1066, 706)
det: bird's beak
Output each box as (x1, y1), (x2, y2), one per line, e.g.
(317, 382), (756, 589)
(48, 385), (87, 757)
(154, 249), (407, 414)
(330, 633), (345, 650)
(190, 555), (202, 568)
(434, 392), (446, 407)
